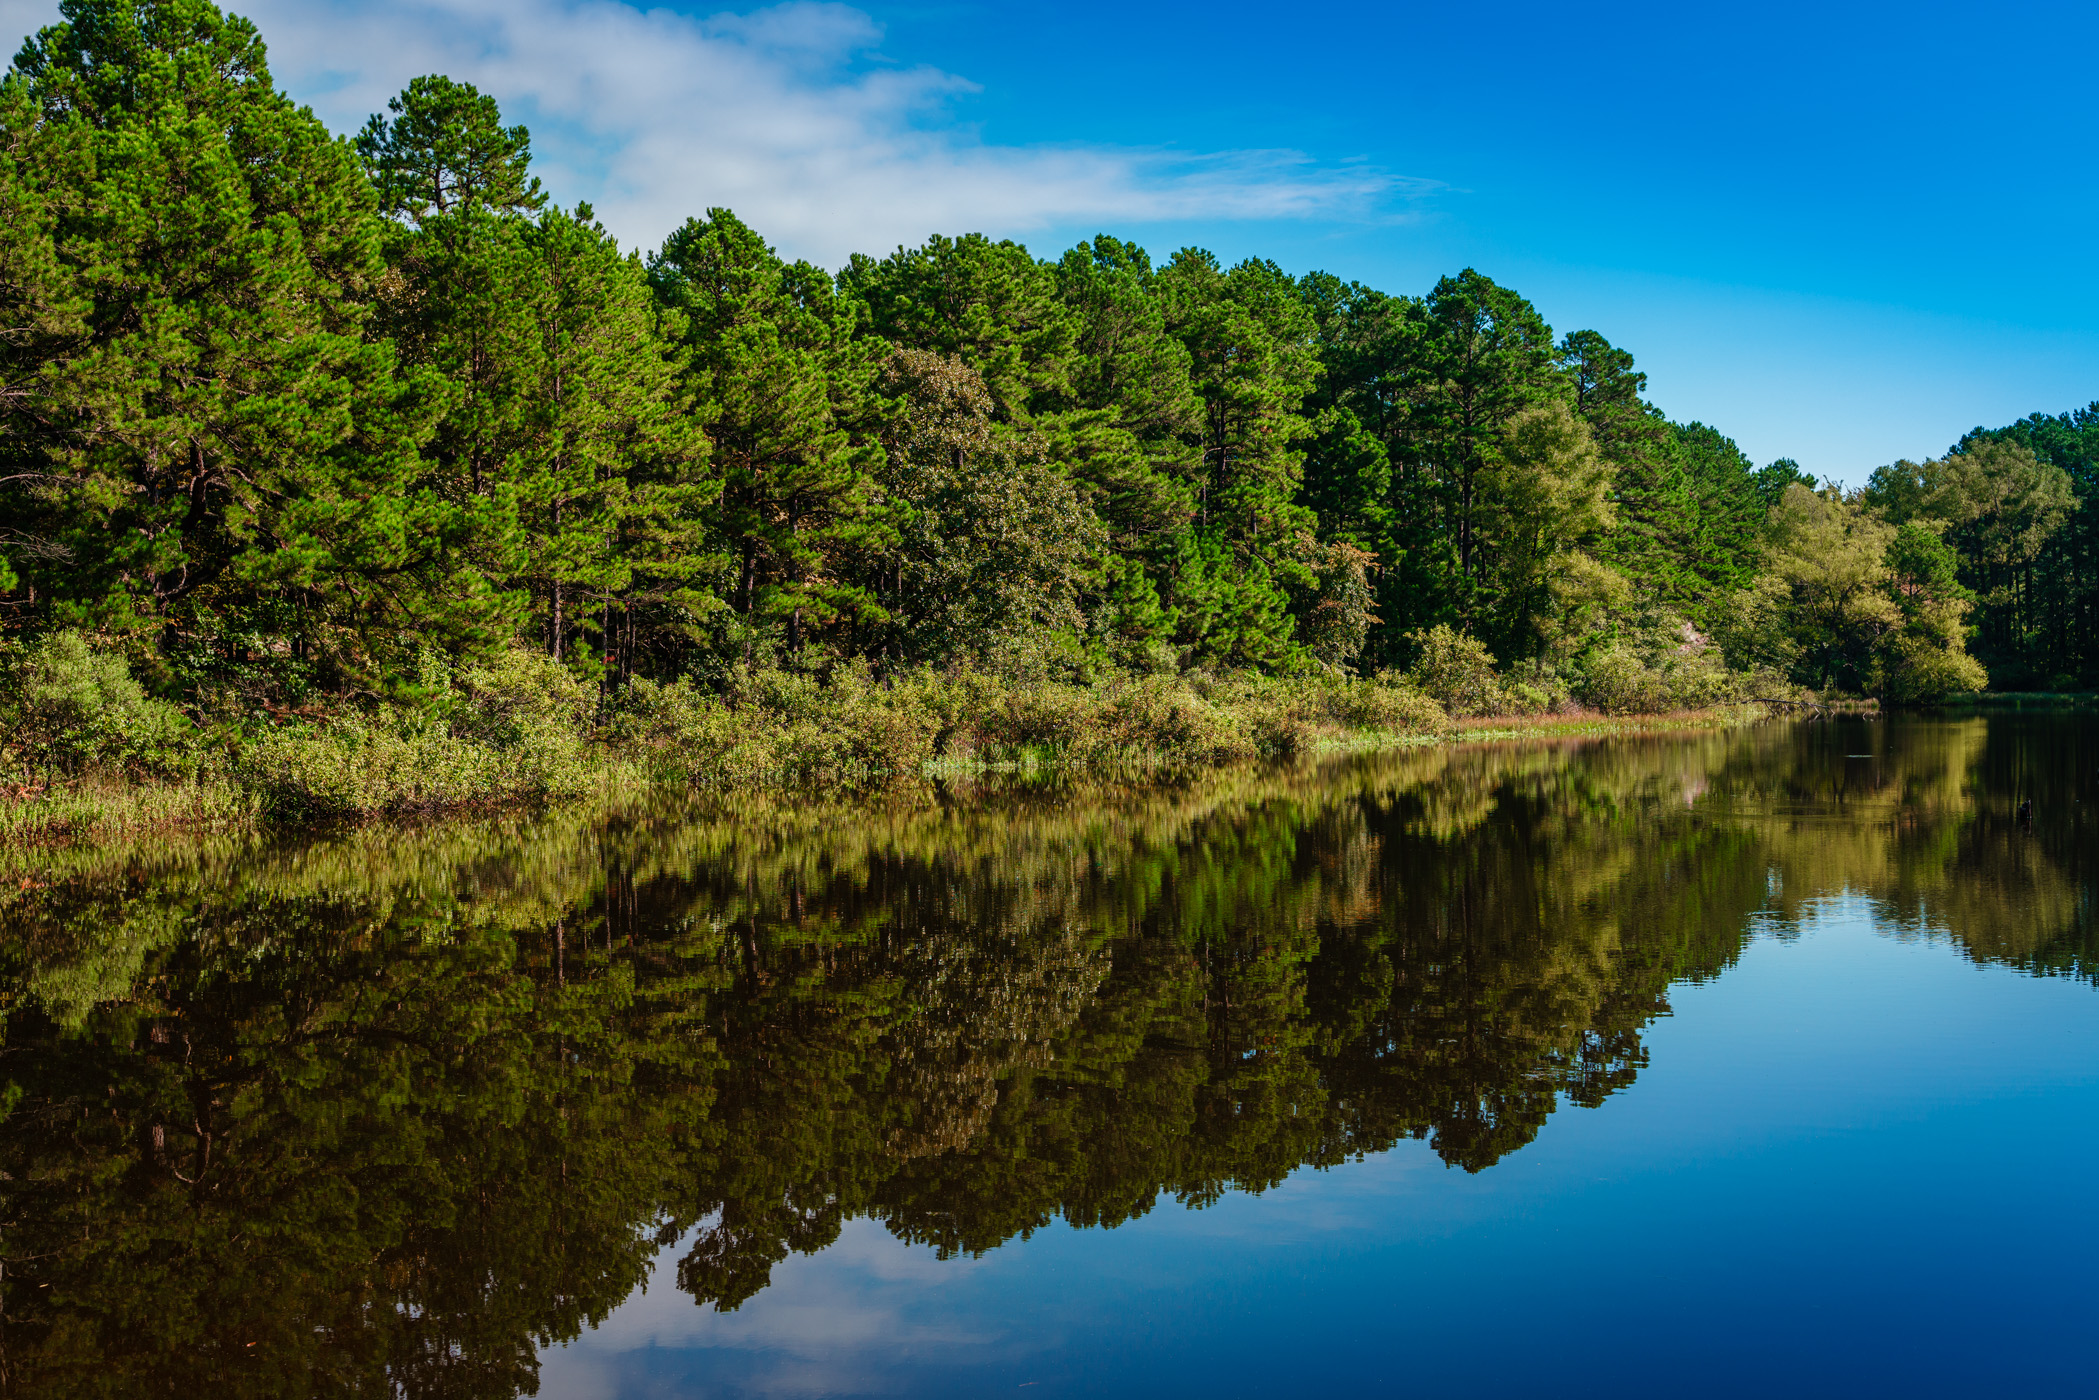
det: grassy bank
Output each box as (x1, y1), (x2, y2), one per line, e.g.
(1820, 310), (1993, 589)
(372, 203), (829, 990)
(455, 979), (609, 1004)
(0, 633), (1797, 845)
(1925, 691), (2099, 708)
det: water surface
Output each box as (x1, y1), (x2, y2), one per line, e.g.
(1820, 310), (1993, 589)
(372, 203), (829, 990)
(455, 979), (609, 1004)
(3, 716), (2097, 1397)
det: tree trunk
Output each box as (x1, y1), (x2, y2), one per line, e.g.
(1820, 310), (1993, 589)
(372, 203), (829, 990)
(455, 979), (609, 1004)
(549, 499), (565, 660)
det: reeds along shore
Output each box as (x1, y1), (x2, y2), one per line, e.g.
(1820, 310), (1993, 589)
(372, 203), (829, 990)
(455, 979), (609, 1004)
(0, 630), (1794, 843)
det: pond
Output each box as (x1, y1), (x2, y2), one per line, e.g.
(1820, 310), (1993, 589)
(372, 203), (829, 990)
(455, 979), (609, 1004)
(3, 714), (2097, 1398)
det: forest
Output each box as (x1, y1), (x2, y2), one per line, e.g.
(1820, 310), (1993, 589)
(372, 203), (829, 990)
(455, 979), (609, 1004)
(0, 0), (2093, 813)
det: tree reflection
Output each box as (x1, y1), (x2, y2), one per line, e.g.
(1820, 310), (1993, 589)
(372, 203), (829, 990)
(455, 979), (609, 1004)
(1, 715), (2093, 1394)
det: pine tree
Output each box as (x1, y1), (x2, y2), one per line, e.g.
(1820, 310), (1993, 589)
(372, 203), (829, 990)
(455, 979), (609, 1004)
(367, 82), (706, 677)
(0, 0), (464, 687)
(512, 206), (703, 669)
(1156, 250), (1320, 667)
(1559, 329), (1667, 590)
(1664, 422), (1767, 612)
(1302, 268), (1569, 664)
(840, 232), (1075, 423)
(373, 207), (537, 639)
(1298, 273), (1428, 664)
(1402, 270), (1564, 635)
(1954, 408), (2099, 684)
(653, 209), (884, 667)
(1049, 235), (1204, 657)
(356, 74), (545, 224)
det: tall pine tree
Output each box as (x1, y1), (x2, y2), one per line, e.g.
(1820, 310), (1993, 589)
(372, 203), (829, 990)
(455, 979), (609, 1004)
(653, 209), (884, 668)
(0, 0), (467, 689)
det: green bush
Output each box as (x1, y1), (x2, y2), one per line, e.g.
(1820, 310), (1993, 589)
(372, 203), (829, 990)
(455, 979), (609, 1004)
(1, 622), (1778, 831)
(823, 661), (944, 779)
(1576, 645), (1667, 715)
(241, 645), (607, 816)
(616, 662), (945, 789)
(1498, 680), (1554, 717)
(1073, 674), (1255, 763)
(1313, 673), (1450, 732)
(1, 633), (197, 779)
(454, 647), (598, 747)
(1575, 641), (1742, 715)
(452, 646), (597, 793)
(240, 717), (504, 817)
(1241, 691), (1318, 758)
(1406, 626), (1503, 718)
(611, 676), (752, 780)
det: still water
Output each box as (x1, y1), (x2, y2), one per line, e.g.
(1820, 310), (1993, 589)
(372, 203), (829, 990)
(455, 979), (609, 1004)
(3, 715), (2098, 1397)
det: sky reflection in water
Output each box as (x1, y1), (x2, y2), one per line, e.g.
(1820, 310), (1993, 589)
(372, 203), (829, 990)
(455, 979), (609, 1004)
(3, 715), (2097, 1397)
(544, 899), (2099, 1398)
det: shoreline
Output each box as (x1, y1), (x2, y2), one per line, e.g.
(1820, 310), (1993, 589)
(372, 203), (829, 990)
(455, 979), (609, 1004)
(0, 702), (1782, 848)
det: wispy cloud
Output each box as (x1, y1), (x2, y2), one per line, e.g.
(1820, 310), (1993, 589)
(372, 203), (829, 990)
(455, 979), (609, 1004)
(0, 0), (1429, 264)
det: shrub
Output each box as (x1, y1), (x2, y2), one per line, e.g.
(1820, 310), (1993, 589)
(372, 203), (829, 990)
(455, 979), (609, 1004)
(1499, 680), (1554, 717)
(1, 633), (197, 779)
(1069, 675), (1251, 764)
(619, 662), (946, 789)
(1879, 643), (1987, 704)
(1575, 641), (1742, 715)
(456, 647), (596, 745)
(981, 680), (1084, 756)
(1241, 692), (1318, 758)
(1312, 673), (1449, 734)
(1576, 644), (1669, 715)
(1406, 626), (1503, 718)
(242, 645), (607, 816)
(240, 717), (503, 817)
(823, 660), (943, 779)
(610, 676), (752, 780)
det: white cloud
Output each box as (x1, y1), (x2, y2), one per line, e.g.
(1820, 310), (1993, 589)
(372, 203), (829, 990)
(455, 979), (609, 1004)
(537, 1218), (1025, 1399)
(0, 0), (1426, 265)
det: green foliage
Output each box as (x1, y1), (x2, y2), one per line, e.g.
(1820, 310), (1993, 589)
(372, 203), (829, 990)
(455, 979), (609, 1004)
(1, 632), (197, 777)
(1476, 398), (1612, 658)
(1574, 636), (1741, 715)
(1721, 484), (1985, 702)
(1307, 671), (1448, 732)
(0, 0), (2037, 791)
(1405, 624), (1504, 717)
(1295, 273), (1776, 673)
(356, 73), (545, 222)
(652, 208), (879, 666)
(453, 645), (598, 749)
(615, 662), (1441, 786)
(1865, 438), (2074, 684)
(1049, 235), (1204, 592)
(239, 644), (607, 816)
(0, 0), (462, 680)
(843, 231), (1075, 422)
(865, 348), (1102, 663)
(1885, 520), (1967, 600)
(1298, 540), (1379, 668)
(1959, 405), (2099, 686)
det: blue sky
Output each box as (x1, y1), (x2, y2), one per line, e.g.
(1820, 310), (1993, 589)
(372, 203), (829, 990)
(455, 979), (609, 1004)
(4, 0), (2090, 479)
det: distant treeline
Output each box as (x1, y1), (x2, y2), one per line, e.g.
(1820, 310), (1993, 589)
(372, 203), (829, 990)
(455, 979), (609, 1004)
(0, 0), (2083, 707)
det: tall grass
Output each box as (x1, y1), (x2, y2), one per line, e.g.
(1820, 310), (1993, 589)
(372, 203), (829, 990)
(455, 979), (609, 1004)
(0, 776), (253, 843)
(0, 633), (1786, 840)
(611, 662), (1454, 787)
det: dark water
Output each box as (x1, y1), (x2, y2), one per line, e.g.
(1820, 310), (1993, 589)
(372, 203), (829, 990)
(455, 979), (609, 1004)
(4, 715), (2099, 1398)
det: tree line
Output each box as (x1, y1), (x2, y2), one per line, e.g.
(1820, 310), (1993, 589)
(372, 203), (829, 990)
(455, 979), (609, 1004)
(0, 0), (2084, 708)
